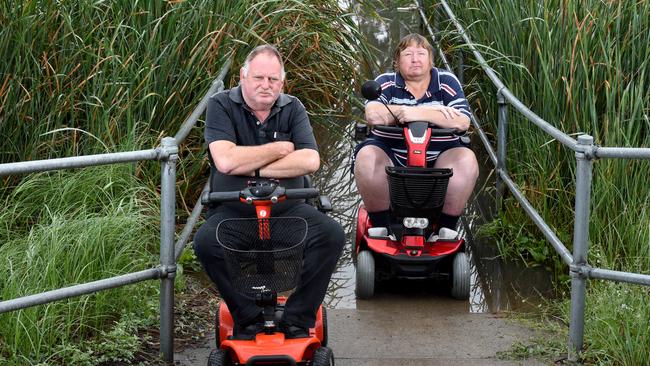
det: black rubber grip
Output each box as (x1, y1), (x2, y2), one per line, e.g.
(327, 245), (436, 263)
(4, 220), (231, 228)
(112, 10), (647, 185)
(284, 188), (319, 199)
(201, 191), (240, 204)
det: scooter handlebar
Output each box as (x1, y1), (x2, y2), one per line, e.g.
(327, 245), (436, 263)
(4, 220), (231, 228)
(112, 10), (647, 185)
(201, 187), (320, 205)
(373, 124), (460, 136)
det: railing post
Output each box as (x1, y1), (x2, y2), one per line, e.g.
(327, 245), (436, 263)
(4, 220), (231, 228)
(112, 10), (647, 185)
(568, 134), (594, 362)
(495, 89), (507, 211)
(456, 49), (464, 85)
(159, 136), (178, 364)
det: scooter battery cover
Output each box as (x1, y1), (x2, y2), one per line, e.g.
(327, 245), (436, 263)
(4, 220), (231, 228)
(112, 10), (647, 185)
(386, 166), (452, 219)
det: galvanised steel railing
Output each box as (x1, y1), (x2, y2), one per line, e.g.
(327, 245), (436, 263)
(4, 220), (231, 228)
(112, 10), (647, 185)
(416, 0), (650, 361)
(0, 58), (231, 364)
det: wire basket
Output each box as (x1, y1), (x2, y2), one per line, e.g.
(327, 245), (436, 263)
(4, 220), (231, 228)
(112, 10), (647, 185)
(386, 166), (452, 219)
(216, 217), (308, 293)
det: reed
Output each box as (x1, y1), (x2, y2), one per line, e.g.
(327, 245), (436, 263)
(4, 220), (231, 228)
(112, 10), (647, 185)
(0, 165), (159, 364)
(0, 0), (374, 185)
(435, 0), (650, 362)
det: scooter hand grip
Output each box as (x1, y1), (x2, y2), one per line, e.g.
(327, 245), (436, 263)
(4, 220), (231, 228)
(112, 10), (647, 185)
(374, 125), (403, 134)
(201, 191), (241, 204)
(284, 188), (319, 199)
(429, 128), (459, 136)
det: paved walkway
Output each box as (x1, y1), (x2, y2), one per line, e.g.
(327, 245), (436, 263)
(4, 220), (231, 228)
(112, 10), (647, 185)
(174, 291), (545, 365)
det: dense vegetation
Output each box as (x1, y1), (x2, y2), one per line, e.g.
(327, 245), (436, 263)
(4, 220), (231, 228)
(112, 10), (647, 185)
(436, 0), (649, 364)
(0, 1), (374, 364)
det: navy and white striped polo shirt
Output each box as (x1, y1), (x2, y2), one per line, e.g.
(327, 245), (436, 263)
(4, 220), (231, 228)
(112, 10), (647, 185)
(363, 68), (473, 167)
(369, 67), (472, 119)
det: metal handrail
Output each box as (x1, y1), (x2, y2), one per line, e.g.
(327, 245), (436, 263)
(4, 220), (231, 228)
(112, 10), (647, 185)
(417, 0), (650, 361)
(0, 59), (231, 364)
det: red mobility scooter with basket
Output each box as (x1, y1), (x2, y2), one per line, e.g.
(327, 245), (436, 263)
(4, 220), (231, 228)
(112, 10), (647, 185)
(202, 179), (334, 366)
(354, 80), (470, 300)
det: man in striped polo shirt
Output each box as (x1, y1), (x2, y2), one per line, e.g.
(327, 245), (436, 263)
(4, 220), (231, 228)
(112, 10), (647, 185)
(353, 33), (478, 237)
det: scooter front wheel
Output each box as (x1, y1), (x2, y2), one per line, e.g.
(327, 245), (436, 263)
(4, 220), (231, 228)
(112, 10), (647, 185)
(355, 250), (375, 299)
(312, 346), (335, 366)
(208, 348), (231, 366)
(451, 251), (470, 300)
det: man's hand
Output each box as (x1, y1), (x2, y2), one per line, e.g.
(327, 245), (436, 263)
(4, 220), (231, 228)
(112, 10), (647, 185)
(271, 141), (295, 156)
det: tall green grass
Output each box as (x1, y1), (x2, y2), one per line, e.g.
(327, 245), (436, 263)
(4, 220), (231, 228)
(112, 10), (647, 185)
(435, 0), (650, 363)
(0, 0), (375, 193)
(0, 165), (159, 364)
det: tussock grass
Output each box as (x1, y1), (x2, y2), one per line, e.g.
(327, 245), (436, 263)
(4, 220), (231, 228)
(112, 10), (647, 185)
(0, 165), (159, 364)
(435, 0), (650, 362)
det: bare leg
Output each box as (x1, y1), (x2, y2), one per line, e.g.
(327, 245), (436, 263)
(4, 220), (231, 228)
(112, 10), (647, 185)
(434, 147), (479, 216)
(354, 145), (392, 212)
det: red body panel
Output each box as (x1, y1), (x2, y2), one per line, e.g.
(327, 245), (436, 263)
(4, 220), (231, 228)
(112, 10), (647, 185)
(404, 126), (431, 167)
(355, 204), (463, 258)
(217, 297), (325, 364)
(221, 336), (320, 365)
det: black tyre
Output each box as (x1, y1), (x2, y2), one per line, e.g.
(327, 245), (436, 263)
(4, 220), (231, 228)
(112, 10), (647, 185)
(207, 348), (230, 366)
(451, 252), (470, 300)
(321, 306), (328, 347)
(351, 206), (362, 264)
(214, 303), (221, 347)
(312, 346), (334, 366)
(355, 250), (375, 299)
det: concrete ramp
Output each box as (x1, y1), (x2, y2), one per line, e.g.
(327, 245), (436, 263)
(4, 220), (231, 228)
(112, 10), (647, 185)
(175, 292), (544, 365)
(329, 294), (543, 365)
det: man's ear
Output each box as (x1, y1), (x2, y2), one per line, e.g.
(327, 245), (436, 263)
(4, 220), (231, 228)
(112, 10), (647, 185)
(239, 67), (245, 81)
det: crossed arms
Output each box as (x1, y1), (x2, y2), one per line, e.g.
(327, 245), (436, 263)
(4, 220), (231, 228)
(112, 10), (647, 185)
(209, 140), (320, 179)
(365, 102), (470, 131)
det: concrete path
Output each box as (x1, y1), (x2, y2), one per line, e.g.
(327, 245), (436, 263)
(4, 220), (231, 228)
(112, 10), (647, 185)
(174, 291), (545, 366)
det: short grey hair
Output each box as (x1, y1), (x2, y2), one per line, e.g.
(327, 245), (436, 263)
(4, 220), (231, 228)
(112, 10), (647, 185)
(241, 44), (286, 80)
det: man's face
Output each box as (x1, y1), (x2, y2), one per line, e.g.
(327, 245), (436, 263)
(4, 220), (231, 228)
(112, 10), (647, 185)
(398, 43), (431, 79)
(240, 52), (284, 111)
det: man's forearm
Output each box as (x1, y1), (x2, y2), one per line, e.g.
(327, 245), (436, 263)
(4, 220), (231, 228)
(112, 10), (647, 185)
(260, 149), (320, 178)
(398, 105), (470, 130)
(365, 103), (398, 126)
(210, 141), (293, 176)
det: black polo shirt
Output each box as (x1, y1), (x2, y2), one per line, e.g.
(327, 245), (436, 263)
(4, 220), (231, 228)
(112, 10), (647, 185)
(205, 86), (318, 212)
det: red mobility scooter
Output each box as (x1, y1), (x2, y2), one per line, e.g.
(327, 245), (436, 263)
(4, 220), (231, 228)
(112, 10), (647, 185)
(202, 179), (334, 366)
(353, 80), (470, 300)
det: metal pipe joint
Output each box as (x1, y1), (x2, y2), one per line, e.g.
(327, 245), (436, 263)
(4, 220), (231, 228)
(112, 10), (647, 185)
(569, 263), (592, 279)
(157, 137), (179, 161)
(496, 87), (506, 105)
(158, 265), (178, 279)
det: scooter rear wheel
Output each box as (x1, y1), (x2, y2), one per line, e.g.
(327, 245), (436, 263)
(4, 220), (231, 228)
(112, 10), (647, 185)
(312, 346), (335, 366)
(321, 306), (328, 347)
(214, 303), (221, 347)
(451, 251), (470, 300)
(355, 250), (375, 299)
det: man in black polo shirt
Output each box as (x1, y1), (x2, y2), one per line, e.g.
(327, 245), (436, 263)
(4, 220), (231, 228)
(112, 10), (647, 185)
(193, 45), (344, 340)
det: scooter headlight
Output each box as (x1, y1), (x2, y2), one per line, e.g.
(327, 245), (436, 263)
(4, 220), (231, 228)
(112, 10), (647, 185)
(403, 217), (429, 229)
